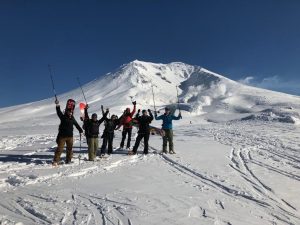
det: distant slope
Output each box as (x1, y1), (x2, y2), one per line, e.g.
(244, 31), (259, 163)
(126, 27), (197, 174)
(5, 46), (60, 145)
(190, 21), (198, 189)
(1, 60), (300, 130)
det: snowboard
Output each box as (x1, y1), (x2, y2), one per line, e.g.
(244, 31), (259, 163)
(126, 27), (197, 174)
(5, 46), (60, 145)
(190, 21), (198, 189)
(149, 125), (165, 136)
(79, 102), (86, 120)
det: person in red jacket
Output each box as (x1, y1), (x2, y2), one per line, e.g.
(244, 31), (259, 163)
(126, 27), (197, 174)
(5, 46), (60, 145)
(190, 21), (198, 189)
(117, 101), (136, 150)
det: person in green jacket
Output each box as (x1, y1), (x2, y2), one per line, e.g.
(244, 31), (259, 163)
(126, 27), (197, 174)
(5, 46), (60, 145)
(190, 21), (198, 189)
(154, 107), (182, 154)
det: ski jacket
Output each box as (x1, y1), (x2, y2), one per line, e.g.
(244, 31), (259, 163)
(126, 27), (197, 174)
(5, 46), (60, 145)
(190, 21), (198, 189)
(103, 118), (120, 134)
(155, 113), (181, 130)
(56, 106), (83, 137)
(119, 105), (136, 129)
(135, 112), (154, 134)
(84, 109), (108, 138)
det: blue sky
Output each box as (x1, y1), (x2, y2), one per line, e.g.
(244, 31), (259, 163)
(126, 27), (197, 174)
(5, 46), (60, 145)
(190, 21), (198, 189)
(1, 0), (300, 107)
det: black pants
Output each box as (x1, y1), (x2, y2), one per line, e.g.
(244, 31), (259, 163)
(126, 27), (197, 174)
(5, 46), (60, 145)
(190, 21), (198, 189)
(120, 128), (132, 148)
(101, 132), (114, 155)
(132, 132), (150, 154)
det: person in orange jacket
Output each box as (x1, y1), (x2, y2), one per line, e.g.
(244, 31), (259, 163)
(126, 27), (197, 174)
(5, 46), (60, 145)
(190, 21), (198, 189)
(117, 101), (136, 150)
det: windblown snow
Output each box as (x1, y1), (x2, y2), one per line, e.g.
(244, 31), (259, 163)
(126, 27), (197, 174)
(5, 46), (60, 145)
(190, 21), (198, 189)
(0, 60), (299, 225)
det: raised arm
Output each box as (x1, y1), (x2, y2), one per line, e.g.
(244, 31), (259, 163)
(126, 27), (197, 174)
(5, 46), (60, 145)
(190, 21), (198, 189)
(98, 108), (109, 124)
(148, 109), (154, 122)
(55, 100), (63, 119)
(154, 112), (163, 120)
(101, 105), (105, 116)
(84, 105), (89, 119)
(172, 112), (182, 120)
(130, 101), (136, 117)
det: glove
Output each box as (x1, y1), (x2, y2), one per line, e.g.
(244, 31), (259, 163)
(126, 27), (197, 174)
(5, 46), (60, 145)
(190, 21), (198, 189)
(106, 108), (109, 112)
(132, 101), (136, 105)
(55, 99), (59, 105)
(85, 104), (89, 109)
(137, 109), (141, 114)
(148, 109), (151, 113)
(101, 105), (104, 110)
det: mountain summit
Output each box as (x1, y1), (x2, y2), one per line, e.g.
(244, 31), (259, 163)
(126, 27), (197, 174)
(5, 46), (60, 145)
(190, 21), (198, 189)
(0, 60), (300, 128)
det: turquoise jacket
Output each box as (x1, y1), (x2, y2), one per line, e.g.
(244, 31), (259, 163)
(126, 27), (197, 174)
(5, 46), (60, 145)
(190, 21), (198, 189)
(155, 113), (181, 129)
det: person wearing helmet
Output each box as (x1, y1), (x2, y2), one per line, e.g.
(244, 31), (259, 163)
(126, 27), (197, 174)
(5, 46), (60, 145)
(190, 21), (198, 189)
(129, 109), (153, 155)
(117, 101), (136, 150)
(84, 105), (109, 161)
(100, 114), (120, 156)
(53, 100), (83, 166)
(154, 107), (182, 154)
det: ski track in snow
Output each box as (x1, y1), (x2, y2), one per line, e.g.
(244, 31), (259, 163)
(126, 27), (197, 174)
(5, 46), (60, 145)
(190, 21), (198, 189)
(0, 121), (300, 224)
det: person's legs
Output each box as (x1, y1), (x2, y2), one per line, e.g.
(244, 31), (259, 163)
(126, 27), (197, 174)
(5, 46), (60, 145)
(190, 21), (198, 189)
(143, 133), (150, 154)
(101, 135), (108, 155)
(88, 138), (95, 161)
(168, 130), (174, 153)
(65, 137), (74, 163)
(53, 137), (66, 163)
(94, 137), (99, 157)
(120, 130), (127, 148)
(108, 133), (114, 154)
(132, 133), (143, 154)
(126, 128), (132, 149)
(162, 129), (168, 153)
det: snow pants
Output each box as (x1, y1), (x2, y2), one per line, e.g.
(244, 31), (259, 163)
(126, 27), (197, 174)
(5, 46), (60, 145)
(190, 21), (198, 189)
(88, 137), (99, 161)
(54, 137), (73, 163)
(162, 129), (173, 153)
(120, 128), (132, 149)
(101, 132), (114, 155)
(132, 132), (150, 154)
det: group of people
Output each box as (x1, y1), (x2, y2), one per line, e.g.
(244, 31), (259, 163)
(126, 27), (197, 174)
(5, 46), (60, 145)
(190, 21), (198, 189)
(52, 100), (182, 166)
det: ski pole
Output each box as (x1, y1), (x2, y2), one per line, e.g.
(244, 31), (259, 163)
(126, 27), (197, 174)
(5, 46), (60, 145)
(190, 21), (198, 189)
(77, 77), (88, 104)
(151, 84), (157, 113)
(48, 64), (58, 101)
(176, 86), (181, 113)
(79, 133), (82, 165)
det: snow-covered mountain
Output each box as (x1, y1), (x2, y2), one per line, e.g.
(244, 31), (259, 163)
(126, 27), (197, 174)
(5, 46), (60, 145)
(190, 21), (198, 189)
(1, 60), (300, 130)
(1, 61), (300, 225)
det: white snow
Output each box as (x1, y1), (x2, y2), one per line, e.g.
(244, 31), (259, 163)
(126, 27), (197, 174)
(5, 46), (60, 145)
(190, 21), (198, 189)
(0, 60), (299, 224)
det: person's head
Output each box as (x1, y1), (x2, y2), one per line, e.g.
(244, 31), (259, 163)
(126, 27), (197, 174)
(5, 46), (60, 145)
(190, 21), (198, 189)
(142, 109), (147, 116)
(92, 113), (97, 121)
(111, 114), (117, 121)
(65, 109), (73, 118)
(165, 107), (170, 115)
(125, 107), (130, 114)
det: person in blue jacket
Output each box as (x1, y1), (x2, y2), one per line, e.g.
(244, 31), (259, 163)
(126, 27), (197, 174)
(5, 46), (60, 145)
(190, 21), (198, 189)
(154, 107), (182, 154)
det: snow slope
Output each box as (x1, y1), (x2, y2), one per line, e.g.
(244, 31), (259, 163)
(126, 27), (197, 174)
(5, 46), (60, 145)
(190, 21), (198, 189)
(0, 60), (300, 225)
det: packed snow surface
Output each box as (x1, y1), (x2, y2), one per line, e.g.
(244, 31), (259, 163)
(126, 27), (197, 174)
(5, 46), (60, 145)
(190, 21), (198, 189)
(0, 60), (299, 225)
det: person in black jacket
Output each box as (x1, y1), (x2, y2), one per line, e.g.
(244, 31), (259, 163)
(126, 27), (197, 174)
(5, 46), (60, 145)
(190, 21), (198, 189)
(130, 109), (153, 155)
(84, 105), (109, 161)
(53, 100), (83, 165)
(100, 114), (120, 156)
